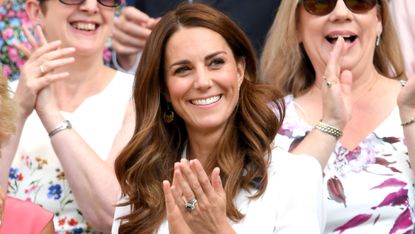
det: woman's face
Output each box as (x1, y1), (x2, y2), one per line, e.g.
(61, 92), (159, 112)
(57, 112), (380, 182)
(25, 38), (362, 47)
(297, 0), (382, 76)
(164, 27), (245, 136)
(33, 0), (115, 54)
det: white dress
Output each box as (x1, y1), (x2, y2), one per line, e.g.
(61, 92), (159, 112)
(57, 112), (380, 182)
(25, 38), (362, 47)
(7, 71), (134, 232)
(112, 147), (325, 234)
(276, 95), (415, 234)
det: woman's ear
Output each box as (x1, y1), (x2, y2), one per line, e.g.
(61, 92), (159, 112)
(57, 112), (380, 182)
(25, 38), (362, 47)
(26, 0), (45, 23)
(236, 57), (246, 87)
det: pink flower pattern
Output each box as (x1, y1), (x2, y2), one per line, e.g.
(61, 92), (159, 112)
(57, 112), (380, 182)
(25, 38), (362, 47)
(276, 96), (415, 233)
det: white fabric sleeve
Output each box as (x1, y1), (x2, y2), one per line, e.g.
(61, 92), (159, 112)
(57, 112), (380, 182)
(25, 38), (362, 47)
(112, 51), (142, 75)
(273, 154), (325, 234)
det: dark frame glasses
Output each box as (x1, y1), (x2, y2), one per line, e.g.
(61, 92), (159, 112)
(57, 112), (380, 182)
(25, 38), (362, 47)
(58, 0), (121, 7)
(301, 0), (377, 16)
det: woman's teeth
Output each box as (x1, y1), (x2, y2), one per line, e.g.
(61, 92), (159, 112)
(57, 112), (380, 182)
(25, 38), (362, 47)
(191, 95), (221, 105)
(71, 22), (96, 31)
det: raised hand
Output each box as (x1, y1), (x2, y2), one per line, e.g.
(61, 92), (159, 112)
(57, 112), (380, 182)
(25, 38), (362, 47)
(112, 7), (159, 70)
(397, 75), (415, 115)
(164, 159), (233, 234)
(320, 36), (353, 129)
(13, 24), (75, 119)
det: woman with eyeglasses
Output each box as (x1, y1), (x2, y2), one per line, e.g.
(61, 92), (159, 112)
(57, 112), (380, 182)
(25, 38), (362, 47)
(0, 0), (134, 232)
(261, 0), (415, 233)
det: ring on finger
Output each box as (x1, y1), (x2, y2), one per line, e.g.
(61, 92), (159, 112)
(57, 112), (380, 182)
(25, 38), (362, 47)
(40, 64), (46, 74)
(324, 77), (337, 88)
(184, 197), (198, 211)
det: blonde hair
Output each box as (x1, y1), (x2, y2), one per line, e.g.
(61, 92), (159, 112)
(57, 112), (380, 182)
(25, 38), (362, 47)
(0, 68), (16, 144)
(260, 0), (405, 96)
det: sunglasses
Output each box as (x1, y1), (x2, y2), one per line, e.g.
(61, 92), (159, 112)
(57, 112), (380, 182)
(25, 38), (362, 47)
(58, 0), (121, 7)
(301, 0), (377, 16)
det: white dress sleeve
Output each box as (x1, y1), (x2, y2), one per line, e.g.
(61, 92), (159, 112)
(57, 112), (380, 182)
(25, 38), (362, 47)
(271, 148), (325, 234)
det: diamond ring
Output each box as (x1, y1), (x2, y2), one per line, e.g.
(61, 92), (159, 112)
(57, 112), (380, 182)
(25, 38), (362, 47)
(184, 198), (197, 211)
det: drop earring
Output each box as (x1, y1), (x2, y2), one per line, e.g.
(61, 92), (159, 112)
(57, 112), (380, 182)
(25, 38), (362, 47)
(163, 103), (175, 123)
(376, 34), (381, 47)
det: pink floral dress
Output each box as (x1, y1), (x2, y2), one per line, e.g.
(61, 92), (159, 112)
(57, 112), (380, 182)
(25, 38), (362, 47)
(276, 95), (415, 234)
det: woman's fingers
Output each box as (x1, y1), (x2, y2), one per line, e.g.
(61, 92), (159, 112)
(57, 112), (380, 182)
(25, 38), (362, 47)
(34, 24), (48, 46)
(30, 72), (70, 92)
(163, 181), (176, 215)
(38, 55), (75, 75)
(324, 37), (346, 84)
(181, 159), (208, 199)
(22, 24), (38, 50)
(13, 42), (31, 57)
(189, 159), (218, 199)
(175, 162), (196, 205)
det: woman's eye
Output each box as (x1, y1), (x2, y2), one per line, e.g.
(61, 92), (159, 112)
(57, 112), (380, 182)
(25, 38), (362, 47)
(209, 58), (225, 67)
(174, 66), (190, 75)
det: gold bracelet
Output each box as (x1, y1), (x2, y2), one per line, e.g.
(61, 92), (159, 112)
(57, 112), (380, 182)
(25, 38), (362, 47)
(314, 121), (343, 140)
(401, 117), (415, 127)
(49, 120), (72, 138)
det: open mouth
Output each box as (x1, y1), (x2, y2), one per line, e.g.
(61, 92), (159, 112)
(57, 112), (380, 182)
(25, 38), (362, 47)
(70, 22), (99, 32)
(325, 35), (358, 44)
(190, 95), (222, 106)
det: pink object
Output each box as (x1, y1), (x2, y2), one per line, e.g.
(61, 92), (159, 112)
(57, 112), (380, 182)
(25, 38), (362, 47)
(389, 0), (415, 77)
(0, 196), (53, 234)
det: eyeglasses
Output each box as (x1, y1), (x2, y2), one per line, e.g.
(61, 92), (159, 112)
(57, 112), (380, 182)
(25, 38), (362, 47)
(301, 0), (377, 16)
(58, 0), (121, 7)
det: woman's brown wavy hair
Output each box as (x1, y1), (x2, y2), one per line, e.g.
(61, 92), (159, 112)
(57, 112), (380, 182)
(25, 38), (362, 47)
(0, 69), (16, 145)
(114, 3), (285, 234)
(260, 0), (405, 96)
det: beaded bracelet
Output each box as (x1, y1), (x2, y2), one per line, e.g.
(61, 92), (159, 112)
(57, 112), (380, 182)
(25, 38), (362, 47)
(314, 121), (343, 140)
(49, 120), (72, 138)
(401, 117), (415, 127)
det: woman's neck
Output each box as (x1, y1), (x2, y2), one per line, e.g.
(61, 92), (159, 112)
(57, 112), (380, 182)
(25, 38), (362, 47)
(51, 55), (115, 112)
(186, 126), (225, 166)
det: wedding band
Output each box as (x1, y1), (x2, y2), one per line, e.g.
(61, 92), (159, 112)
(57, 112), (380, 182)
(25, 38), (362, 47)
(184, 198), (197, 211)
(40, 64), (45, 74)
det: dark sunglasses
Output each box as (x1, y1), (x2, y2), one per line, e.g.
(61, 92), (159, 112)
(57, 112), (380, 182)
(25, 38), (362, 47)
(301, 0), (377, 16)
(58, 0), (121, 7)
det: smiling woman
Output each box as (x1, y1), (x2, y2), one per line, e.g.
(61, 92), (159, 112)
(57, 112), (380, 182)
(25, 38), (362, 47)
(261, 0), (415, 233)
(112, 3), (324, 234)
(0, 0), (115, 81)
(0, 0), (134, 232)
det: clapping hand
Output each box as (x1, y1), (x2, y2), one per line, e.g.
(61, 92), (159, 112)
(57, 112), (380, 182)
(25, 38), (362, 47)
(112, 7), (159, 70)
(163, 159), (234, 234)
(397, 75), (415, 121)
(13, 24), (75, 118)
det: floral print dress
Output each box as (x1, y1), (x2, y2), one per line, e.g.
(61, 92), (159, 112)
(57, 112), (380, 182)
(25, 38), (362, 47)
(7, 72), (134, 233)
(276, 95), (415, 234)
